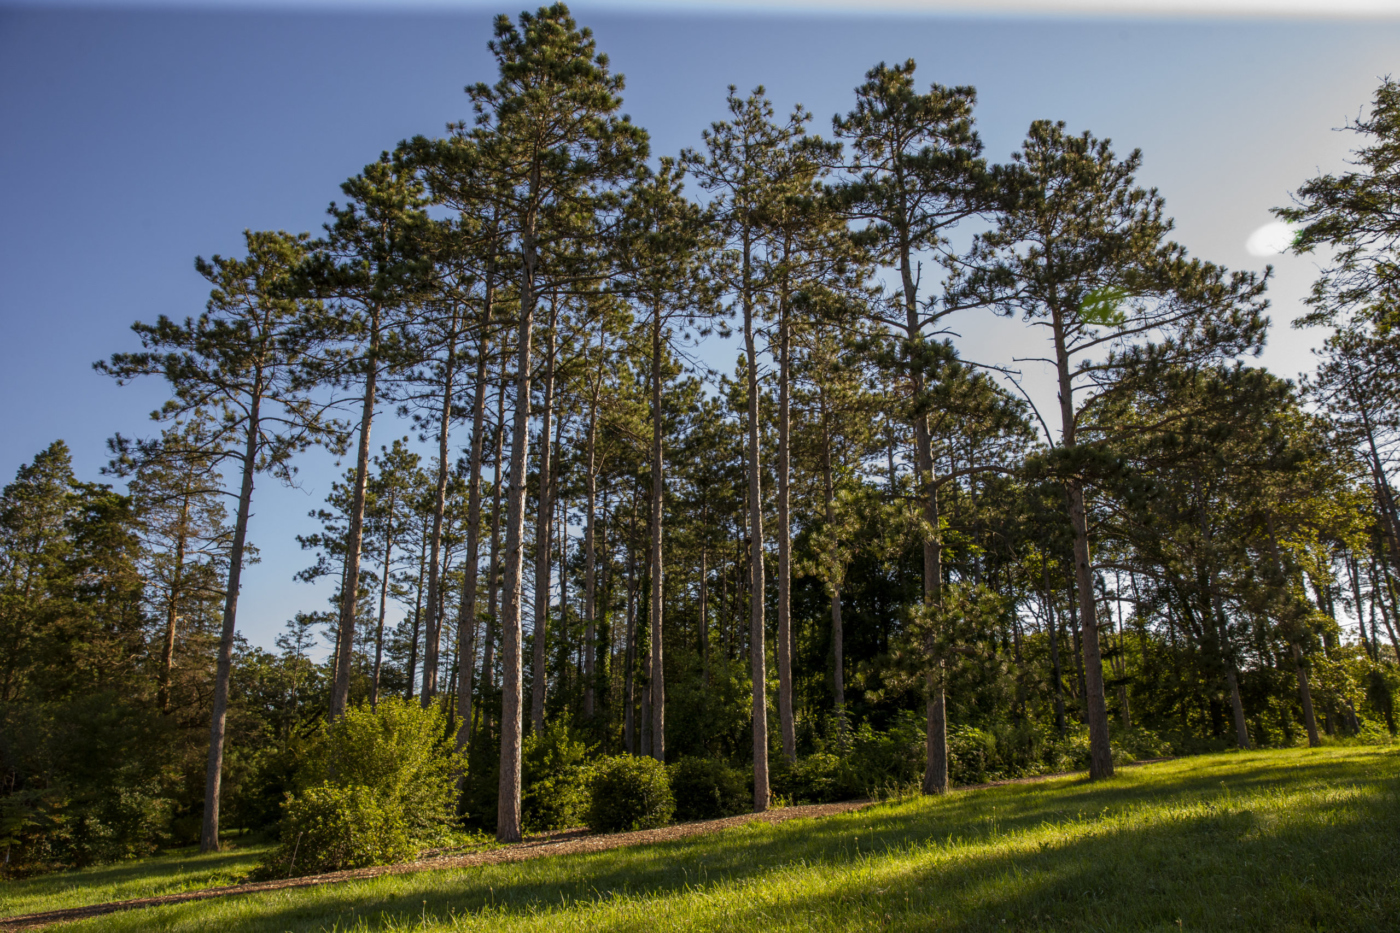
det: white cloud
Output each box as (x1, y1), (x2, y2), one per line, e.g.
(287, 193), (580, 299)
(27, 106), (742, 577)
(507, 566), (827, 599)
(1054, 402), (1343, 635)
(1245, 221), (1298, 257)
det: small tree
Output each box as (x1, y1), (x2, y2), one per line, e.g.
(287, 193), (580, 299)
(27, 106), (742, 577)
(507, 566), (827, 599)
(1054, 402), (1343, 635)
(256, 696), (462, 877)
(98, 229), (345, 852)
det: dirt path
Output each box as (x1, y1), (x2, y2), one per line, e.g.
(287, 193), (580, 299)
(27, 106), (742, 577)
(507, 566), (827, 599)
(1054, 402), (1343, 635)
(1, 758), (1174, 931)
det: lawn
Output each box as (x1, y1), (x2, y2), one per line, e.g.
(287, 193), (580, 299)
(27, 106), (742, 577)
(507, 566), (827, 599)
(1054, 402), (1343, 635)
(0, 837), (271, 919)
(11, 745), (1400, 932)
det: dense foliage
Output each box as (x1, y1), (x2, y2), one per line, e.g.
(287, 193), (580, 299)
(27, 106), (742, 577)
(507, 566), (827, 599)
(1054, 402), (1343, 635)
(253, 698), (461, 878)
(587, 756), (675, 833)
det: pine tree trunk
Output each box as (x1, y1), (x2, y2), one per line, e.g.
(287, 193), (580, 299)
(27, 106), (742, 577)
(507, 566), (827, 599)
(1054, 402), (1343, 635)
(405, 532), (427, 701)
(332, 315), (381, 719)
(158, 494), (189, 715)
(742, 236), (769, 812)
(200, 399), (259, 854)
(482, 376), (508, 720)
(370, 488), (396, 709)
(776, 303), (795, 763)
(1050, 307), (1114, 780)
(530, 320), (557, 735)
(583, 355), (600, 720)
(421, 307), (461, 707)
(624, 505), (637, 754)
(649, 307), (666, 763)
(820, 410), (844, 718)
(496, 203), (539, 843)
(456, 334), (490, 760)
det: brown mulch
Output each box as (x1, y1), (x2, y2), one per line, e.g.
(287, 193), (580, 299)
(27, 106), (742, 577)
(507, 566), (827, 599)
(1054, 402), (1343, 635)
(0, 757), (1176, 931)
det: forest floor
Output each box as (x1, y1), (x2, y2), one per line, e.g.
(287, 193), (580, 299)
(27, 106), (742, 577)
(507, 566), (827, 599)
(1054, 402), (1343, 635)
(3, 745), (1396, 931)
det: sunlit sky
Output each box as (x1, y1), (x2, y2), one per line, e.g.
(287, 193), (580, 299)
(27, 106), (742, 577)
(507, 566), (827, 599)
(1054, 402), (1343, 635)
(2, 1), (1396, 651)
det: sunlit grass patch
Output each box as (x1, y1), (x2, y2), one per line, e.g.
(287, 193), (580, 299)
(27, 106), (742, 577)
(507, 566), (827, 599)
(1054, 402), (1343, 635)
(32, 746), (1400, 932)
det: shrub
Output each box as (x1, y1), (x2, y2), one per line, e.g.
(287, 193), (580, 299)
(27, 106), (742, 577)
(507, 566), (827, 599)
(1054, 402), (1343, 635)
(843, 713), (924, 795)
(254, 698), (461, 879)
(521, 721), (592, 832)
(669, 757), (748, 821)
(587, 755), (674, 832)
(772, 752), (844, 804)
(253, 783), (414, 877)
(948, 725), (998, 785)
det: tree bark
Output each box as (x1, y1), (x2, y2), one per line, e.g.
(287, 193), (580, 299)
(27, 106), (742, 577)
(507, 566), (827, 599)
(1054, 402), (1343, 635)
(742, 234), (769, 812)
(200, 397), (259, 854)
(157, 493), (189, 714)
(624, 499), (638, 754)
(1050, 306), (1113, 780)
(649, 305), (666, 762)
(530, 316), (557, 735)
(331, 312), (381, 720)
(370, 485), (397, 709)
(776, 302), (795, 763)
(820, 407), (844, 719)
(496, 204), (538, 845)
(583, 333), (601, 720)
(455, 332), (490, 761)
(405, 531), (427, 701)
(420, 305), (462, 707)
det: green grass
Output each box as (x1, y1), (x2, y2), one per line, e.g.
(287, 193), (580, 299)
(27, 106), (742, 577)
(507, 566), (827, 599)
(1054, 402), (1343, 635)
(0, 838), (271, 918)
(16, 746), (1400, 932)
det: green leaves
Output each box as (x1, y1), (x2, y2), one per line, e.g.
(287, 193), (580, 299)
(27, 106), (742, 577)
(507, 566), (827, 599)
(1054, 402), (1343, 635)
(1078, 286), (1130, 328)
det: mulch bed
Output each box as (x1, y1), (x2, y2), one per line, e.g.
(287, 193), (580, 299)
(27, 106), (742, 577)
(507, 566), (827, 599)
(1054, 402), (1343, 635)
(1, 757), (1175, 930)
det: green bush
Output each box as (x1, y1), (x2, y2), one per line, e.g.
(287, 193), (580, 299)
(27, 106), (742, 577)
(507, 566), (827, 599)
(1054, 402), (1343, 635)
(521, 721), (592, 832)
(669, 757), (748, 821)
(253, 698), (461, 879)
(253, 783), (414, 877)
(587, 755), (674, 832)
(772, 752), (843, 804)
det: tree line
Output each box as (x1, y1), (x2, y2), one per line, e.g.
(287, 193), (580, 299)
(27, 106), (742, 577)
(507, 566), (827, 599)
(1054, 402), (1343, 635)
(3, 4), (1399, 869)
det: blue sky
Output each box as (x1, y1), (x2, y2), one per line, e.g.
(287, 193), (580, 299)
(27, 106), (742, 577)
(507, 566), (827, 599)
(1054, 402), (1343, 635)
(1, 3), (1396, 651)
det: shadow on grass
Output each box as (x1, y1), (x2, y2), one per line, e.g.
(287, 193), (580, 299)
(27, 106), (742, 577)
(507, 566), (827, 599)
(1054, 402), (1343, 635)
(80, 748), (1400, 932)
(0, 843), (267, 917)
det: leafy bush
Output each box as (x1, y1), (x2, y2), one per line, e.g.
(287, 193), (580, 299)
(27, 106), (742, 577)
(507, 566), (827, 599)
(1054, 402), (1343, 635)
(521, 721), (592, 832)
(587, 755), (674, 832)
(948, 725), (999, 784)
(253, 783), (414, 877)
(254, 698), (461, 878)
(669, 757), (748, 821)
(772, 752), (843, 804)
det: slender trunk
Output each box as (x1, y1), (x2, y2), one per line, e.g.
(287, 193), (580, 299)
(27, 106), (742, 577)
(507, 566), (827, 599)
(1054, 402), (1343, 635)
(530, 318), (557, 735)
(776, 302), (795, 763)
(700, 544), (709, 687)
(496, 205), (537, 844)
(1373, 549), (1400, 663)
(421, 307), (461, 706)
(1212, 588), (1249, 749)
(158, 495), (189, 714)
(200, 399), (260, 853)
(742, 235), (769, 812)
(332, 315), (381, 719)
(624, 501), (638, 754)
(583, 346), (600, 720)
(482, 377), (508, 711)
(405, 531), (427, 701)
(456, 332), (490, 760)
(370, 489), (396, 709)
(649, 307), (666, 762)
(1050, 306), (1113, 779)
(1265, 513), (1321, 747)
(1044, 561), (1066, 737)
(820, 408), (844, 718)
(1348, 553), (1377, 661)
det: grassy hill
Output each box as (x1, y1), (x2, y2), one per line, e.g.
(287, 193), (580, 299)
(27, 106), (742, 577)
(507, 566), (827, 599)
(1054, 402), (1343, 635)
(6, 745), (1397, 932)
